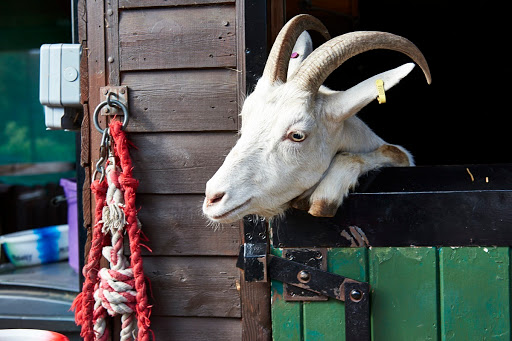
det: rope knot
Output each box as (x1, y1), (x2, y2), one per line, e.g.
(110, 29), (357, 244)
(97, 268), (137, 316)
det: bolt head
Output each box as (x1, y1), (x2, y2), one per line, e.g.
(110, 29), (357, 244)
(297, 270), (311, 283)
(350, 289), (363, 302)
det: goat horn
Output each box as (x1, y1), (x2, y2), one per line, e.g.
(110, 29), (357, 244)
(262, 14), (330, 84)
(290, 31), (432, 93)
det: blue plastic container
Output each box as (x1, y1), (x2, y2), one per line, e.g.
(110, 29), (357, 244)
(0, 225), (69, 267)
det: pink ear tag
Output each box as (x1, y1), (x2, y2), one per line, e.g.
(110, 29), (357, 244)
(290, 52), (299, 59)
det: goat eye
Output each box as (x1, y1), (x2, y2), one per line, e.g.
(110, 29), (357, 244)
(288, 131), (306, 142)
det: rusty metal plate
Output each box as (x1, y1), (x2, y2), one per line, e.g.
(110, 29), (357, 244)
(99, 86), (128, 116)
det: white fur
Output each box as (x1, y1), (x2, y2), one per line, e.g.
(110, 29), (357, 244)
(203, 32), (415, 223)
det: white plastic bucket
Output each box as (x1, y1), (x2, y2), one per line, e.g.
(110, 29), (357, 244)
(0, 225), (69, 267)
(0, 329), (69, 340)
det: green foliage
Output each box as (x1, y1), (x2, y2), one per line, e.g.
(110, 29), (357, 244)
(0, 51), (75, 166)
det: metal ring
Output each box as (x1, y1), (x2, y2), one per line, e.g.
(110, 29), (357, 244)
(93, 99), (130, 134)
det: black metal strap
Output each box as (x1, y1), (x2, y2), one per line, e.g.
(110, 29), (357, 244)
(344, 281), (371, 341)
(237, 246), (370, 341)
(240, 215), (370, 340)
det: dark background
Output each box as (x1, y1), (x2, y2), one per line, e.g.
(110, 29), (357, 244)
(287, 1), (512, 165)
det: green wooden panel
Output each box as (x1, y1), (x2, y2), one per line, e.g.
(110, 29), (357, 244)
(439, 247), (510, 340)
(370, 247), (438, 340)
(271, 248), (302, 341)
(303, 248), (368, 341)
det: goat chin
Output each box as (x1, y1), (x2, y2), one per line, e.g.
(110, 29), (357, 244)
(204, 200), (290, 225)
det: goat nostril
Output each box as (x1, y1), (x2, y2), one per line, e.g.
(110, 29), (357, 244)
(207, 192), (225, 206)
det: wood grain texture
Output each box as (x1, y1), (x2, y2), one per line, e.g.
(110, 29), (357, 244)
(86, 0), (108, 237)
(84, 0), (107, 278)
(241, 276), (272, 341)
(121, 69), (238, 132)
(240, 216), (271, 341)
(119, 0), (234, 8)
(128, 194), (239, 256)
(129, 132), (237, 194)
(105, 0), (120, 85)
(151, 316), (241, 341)
(119, 5), (236, 71)
(144, 256), (241, 317)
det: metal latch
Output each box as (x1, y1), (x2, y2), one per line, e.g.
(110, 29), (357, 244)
(282, 248), (328, 301)
(239, 216), (370, 341)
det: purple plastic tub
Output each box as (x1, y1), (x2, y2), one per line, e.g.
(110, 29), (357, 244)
(60, 178), (78, 273)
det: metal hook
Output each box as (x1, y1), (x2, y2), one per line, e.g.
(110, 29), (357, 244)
(93, 96), (130, 134)
(106, 91), (117, 108)
(92, 128), (111, 183)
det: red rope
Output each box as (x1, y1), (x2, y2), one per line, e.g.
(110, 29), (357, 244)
(72, 179), (109, 341)
(73, 120), (152, 340)
(110, 121), (152, 340)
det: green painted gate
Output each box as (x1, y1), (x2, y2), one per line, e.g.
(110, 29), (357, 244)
(271, 247), (510, 340)
(262, 165), (512, 341)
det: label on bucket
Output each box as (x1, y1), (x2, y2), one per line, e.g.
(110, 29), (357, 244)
(0, 225), (69, 267)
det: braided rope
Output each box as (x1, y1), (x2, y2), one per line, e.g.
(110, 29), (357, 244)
(110, 121), (152, 340)
(73, 120), (151, 341)
(94, 160), (137, 340)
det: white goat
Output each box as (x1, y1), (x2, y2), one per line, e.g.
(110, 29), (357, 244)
(203, 14), (431, 223)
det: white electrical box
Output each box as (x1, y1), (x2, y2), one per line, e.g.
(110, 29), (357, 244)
(39, 43), (82, 130)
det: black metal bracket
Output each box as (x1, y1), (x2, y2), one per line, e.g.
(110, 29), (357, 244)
(237, 248), (370, 340)
(240, 216), (370, 340)
(282, 249), (328, 301)
(238, 215), (269, 282)
(236, 242), (267, 282)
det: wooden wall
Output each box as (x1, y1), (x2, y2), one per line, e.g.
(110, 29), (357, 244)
(79, 0), (245, 339)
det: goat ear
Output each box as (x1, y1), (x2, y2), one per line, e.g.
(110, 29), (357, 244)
(287, 32), (314, 80)
(324, 63), (415, 122)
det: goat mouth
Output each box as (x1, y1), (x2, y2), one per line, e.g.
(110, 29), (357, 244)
(211, 198), (252, 221)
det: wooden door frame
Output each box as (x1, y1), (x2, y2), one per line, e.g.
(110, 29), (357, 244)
(239, 1), (286, 339)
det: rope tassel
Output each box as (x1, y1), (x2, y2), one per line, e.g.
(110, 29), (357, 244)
(73, 120), (152, 341)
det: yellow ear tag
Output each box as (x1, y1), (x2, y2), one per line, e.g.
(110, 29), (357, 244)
(376, 79), (386, 104)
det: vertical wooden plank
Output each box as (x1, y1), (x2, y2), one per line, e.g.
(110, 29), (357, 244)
(241, 217), (271, 341)
(271, 248), (302, 341)
(370, 247), (438, 340)
(303, 248), (368, 341)
(86, 0), (107, 198)
(105, 0), (120, 86)
(236, 0), (245, 125)
(439, 247), (510, 340)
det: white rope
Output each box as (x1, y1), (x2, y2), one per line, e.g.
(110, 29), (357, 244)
(93, 157), (137, 341)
